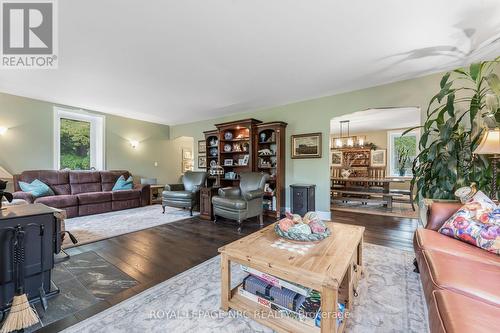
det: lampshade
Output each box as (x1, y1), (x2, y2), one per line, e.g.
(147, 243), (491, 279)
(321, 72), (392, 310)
(474, 128), (500, 155)
(0, 166), (13, 180)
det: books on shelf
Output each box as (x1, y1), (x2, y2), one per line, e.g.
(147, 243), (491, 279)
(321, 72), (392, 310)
(240, 265), (311, 296)
(238, 283), (346, 328)
(238, 286), (320, 328)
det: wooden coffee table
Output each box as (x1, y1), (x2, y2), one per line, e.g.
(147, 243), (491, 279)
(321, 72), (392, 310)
(219, 222), (365, 333)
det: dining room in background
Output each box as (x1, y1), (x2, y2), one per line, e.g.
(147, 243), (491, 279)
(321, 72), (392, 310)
(329, 107), (420, 218)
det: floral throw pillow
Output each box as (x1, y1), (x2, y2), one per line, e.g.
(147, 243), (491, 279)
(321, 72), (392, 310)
(438, 191), (500, 255)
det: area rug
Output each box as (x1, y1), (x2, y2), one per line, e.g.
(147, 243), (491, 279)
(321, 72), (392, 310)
(62, 243), (429, 333)
(63, 205), (196, 248)
(332, 200), (419, 219)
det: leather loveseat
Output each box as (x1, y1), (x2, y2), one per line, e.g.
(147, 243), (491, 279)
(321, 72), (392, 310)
(12, 170), (150, 218)
(414, 202), (500, 333)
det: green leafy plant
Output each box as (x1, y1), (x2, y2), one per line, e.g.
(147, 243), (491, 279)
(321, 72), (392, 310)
(405, 57), (500, 200)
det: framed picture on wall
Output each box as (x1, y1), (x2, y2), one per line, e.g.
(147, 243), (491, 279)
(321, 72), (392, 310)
(371, 149), (386, 167)
(198, 155), (207, 168)
(198, 140), (206, 154)
(291, 133), (322, 159)
(182, 160), (193, 173)
(183, 149), (192, 160)
(331, 150), (343, 166)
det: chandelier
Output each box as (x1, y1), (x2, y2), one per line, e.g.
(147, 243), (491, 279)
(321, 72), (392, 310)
(334, 120), (364, 148)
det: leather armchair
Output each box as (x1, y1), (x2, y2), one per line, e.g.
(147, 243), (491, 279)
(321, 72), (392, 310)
(162, 171), (207, 215)
(212, 172), (268, 232)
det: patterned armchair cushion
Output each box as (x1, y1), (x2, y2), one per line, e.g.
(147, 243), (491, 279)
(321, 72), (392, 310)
(438, 191), (499, 255)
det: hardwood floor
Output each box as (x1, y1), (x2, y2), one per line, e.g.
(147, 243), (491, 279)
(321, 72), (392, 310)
(331, 210), (421, 252)
(39, 210), (420, 332)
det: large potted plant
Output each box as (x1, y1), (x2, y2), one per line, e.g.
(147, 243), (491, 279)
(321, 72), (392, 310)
(406, 58), (500, 201)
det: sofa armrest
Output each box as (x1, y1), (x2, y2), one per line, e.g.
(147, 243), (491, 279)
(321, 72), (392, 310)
(218, 187), (241, 198)
(243, 189), (264, 201)
(164, 184), (185, 191)
(12, 191), (35, 204)
(426, 202), (462, 231)
(134, 184), (150, 206)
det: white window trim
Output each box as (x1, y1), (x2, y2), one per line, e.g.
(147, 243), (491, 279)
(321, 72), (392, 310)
(53, 107), (106, 170)
(387, 128), (420, 178)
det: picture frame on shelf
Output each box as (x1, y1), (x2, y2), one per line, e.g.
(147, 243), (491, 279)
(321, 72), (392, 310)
(224, 159), (234, 166)
(370, 149), (386, 167)
(291, 132), (322, 159)
(242, 154), (249, 165)
(198, 155), (207, 168)
(198, 140), (206, 154)
(331, 150), (343, 167)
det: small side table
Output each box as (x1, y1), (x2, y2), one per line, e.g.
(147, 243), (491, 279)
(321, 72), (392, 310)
(149, 185), (165, 205)
(200, 187), (219, 220)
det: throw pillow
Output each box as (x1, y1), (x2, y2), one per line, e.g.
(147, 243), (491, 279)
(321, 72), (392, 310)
(438, 191), (499, 255)
(18, 179), (55, 198)
(112, 175), (134, 191)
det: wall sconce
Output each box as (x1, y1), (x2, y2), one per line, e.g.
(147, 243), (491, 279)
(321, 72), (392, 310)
(0, 127), (8, 136)
(129, 140), (139, 149)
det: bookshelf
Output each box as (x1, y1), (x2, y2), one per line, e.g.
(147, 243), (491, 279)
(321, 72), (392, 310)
(256, 121), (287, 220)
(214, 119), (262, 187)
(204, 129), (219, 187)
(203, 119), (287, 219)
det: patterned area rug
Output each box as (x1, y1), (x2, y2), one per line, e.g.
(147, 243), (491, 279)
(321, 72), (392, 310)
(62, 243), (429, 333)
(332, 201), (419, 219)
(63, 205), (196, 248)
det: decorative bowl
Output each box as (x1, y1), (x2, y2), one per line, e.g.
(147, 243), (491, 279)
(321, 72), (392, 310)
(224, 132), (233, 140)
(224, 144), (232, 152)
(209, 147), (218, 156)
(274, 223), (331, 243)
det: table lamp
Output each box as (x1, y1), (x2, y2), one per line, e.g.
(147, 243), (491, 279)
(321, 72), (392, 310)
(209, 164), (224, 188)
(473, 128), (500, 200)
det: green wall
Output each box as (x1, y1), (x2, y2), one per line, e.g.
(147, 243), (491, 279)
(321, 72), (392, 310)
(0, 92), (181, 185)
(171, 72), (448, 213)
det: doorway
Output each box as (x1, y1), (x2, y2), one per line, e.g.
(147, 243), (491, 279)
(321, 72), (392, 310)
(329, 107), (420, 218)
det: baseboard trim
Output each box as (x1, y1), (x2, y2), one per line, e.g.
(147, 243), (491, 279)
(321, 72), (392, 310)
(284, 207), (331, 220)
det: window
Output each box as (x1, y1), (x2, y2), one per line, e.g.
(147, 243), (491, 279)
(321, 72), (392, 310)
(54, 108), (105, 170)
(388, 129), (419, 177)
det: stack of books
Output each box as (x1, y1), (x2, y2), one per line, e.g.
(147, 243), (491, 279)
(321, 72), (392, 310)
(239, 265), (346, 328)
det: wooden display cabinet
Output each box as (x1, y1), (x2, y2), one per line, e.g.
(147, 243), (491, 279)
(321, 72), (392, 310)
(204, 129), (219, 187)
(255, 121), (287, 219)
(214, 119), (262, 187)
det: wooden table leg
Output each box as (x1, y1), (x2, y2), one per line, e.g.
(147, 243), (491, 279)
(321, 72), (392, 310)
(220, 253), (231, 311)
(321, 285), (338, 333)
(383, 194), (393, 209)
(358, 235), (364, 278)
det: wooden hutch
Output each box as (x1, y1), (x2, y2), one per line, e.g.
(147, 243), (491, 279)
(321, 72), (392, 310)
(202, 118), (287, 220)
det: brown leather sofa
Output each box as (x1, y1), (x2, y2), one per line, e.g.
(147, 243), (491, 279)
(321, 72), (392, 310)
(414, 202), (500, 333)
(12, 170), (150, 218)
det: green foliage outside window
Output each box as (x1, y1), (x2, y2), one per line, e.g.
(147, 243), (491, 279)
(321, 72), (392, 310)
(394, 135), (417, 176)
(60, 118), (91, 170)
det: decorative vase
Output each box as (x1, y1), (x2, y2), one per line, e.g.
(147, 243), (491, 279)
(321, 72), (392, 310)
(398, 168), (406, 177)
(341, 169), (352, 179)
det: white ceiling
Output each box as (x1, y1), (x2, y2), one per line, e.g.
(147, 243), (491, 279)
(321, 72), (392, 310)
(1, 0), (499, 125)
(330, 107), (421, 134)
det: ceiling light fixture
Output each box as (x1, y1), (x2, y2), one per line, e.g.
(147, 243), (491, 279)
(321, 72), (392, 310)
(130, 140), (139, 149)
